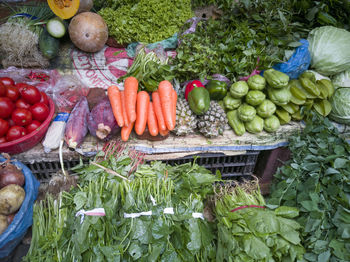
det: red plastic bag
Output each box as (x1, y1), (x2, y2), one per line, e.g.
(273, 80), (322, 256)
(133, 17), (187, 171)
(46, 75), (90, 112)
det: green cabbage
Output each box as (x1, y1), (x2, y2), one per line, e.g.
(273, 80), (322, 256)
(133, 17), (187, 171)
(329, 87), (350, 124)
(332, 70), (350, 89)
(308, 26), (350, 76)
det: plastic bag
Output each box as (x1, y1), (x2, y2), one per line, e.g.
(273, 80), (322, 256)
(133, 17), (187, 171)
(0, 66), (59, 92)
(0, 156), (40, 258)
(126, 33), (178, 58)
(46, 75), (90, 113)
(272, 39), (311, 80)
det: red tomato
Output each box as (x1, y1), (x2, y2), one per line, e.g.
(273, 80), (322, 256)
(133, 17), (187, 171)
(39, 92), (49, 106)
(30, 102), (49, 122)
(26, 120), (41, 133)
(6, 126), (27, 141)
(0, 83), (6, 97)
(0, 97), (15, 119)
(6, 86), (20, 102)
(0, 136), (6, 144)
(20, 85), (41, 104)
(0, 77), (15, 87)
(11, 108), (32, 126)
(0, 119), (9, 137)
(15, 83), (29, 93)
(15, 99), (31, 110)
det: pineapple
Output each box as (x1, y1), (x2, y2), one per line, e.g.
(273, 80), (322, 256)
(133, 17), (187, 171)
(172, 98), (198, 136)
(197, 101), (228, 138)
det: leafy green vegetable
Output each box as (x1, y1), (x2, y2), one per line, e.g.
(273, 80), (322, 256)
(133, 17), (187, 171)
(329, 87), (350, 125)
(25, 150), (217, 261)
(214, 180), (305, 262)
(308, 26), (350, 76)
(268, 112), (350, 261)
(99, 0), (193, 44)
(118, 46), (175, 92)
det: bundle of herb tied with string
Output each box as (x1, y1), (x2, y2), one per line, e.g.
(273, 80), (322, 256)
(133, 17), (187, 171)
(213, 179), (305, 262)
(25, 140), (217, 261)
(0, 2), (54, 68)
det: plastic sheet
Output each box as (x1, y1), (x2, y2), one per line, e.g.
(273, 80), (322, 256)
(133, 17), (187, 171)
(0, 156), (40, 258)
(272, 39), (311, 79)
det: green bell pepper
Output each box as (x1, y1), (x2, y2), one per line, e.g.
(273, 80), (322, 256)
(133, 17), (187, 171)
(188, 86), (211, 115)
(206, 80), (228, 100)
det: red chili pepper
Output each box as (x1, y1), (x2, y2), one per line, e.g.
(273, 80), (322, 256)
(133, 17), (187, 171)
(27, 71), (50, 82)
(185, 80), (205, 100)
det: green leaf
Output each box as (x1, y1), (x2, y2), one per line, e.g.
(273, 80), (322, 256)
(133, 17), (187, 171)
(275, 206), (299, 218)
(243, 235), (270, 260)
(329, 239), (350, 260)
(132, 219), (151, 245)
(334, 158), (348, 168)
(74, 191), (88, 210)
(152, 218), (171, 240)
(325, 167), (340, 175)
(300, 200), (319, 212)
(128, 242), (142, 260)
(186, 218), (201, 252)
(317, 250), (331, 262)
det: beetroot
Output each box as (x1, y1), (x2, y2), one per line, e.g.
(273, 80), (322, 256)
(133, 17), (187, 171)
(64, 97), (89, 149)
(87, 97), (120, 140)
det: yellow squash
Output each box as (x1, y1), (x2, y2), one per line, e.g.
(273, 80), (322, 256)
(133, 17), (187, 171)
(47, 0), (80, 19)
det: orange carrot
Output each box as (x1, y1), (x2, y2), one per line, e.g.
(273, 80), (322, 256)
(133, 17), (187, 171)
(121, 121), (134, 142)
(135, 91), (150, 135)
(152, 91), (167, 131)
(158, 80), (175, 131)
(159, 128), (169, 137)
(147, 102), (159, 136)
(172, 88), (178, 129)
(107, 85), (124, 127)
(124, 77), (138, 123)
(120, 91), (129, 127)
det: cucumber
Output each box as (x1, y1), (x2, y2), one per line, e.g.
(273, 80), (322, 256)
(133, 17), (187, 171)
(39, 28), (60, 60)
(46, 17), (66, 38)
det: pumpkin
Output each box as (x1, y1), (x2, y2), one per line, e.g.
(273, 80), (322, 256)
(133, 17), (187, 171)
(47, 0), (93, 20)
(68, 12), (108, 53)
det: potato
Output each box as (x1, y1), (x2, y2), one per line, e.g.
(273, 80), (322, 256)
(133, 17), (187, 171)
(0, 184), (25, 215)
(0, 214), (8, 235)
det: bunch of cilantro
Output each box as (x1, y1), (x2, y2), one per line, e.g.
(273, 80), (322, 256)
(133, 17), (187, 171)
(268, 113), (350, 261)
(99, 0), (193, 45)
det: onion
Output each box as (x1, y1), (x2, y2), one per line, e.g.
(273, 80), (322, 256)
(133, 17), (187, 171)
(0, 163), (25, 188)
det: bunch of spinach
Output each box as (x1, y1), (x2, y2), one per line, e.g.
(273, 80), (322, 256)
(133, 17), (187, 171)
(25, 153), (218, 261)
(214, 180), (305, 262)
(268, 113), (350, 261)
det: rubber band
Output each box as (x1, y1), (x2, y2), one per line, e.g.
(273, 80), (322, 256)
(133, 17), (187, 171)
(75, 208), (106, 224)
(230, 205), (265, 213)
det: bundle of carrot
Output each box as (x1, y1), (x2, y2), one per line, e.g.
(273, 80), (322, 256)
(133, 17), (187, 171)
(107, 77), (177, 142)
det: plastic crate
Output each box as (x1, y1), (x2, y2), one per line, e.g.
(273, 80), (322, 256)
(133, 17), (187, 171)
(23, 151), (259, 182)
(157, 151), (259, 179)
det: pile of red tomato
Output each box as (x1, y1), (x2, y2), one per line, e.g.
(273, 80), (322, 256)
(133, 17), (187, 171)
(0, 77), (50, 144)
